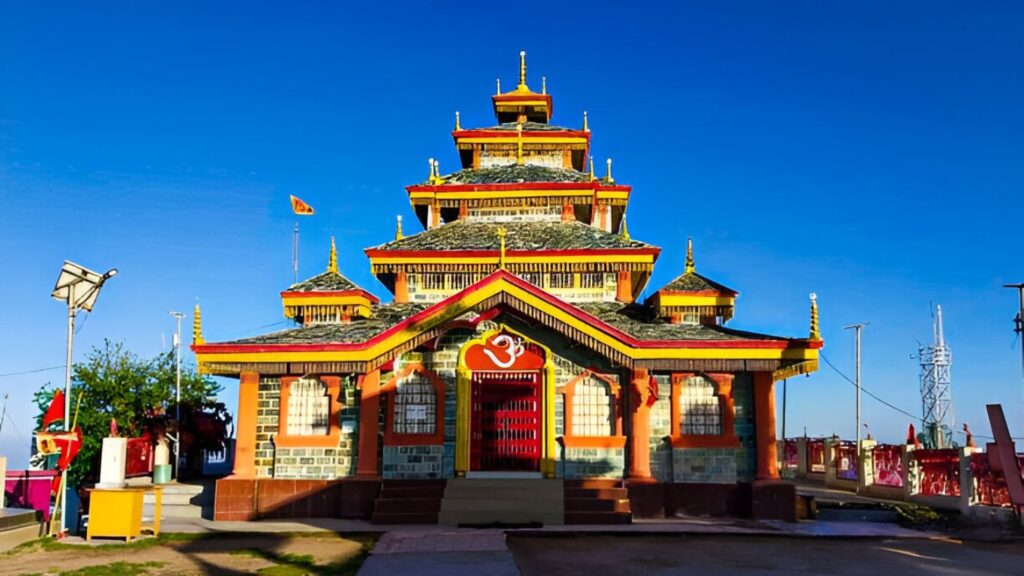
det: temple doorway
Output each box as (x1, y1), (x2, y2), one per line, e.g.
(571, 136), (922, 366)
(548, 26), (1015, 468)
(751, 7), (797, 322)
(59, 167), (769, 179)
(470, 370), (542, 472)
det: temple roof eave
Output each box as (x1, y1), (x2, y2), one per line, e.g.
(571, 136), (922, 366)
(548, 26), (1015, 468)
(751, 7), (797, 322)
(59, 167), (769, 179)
(194, 270), (823, 376)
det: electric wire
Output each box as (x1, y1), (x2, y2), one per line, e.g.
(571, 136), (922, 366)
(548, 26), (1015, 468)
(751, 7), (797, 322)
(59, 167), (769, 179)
(0, 365), (65, 378)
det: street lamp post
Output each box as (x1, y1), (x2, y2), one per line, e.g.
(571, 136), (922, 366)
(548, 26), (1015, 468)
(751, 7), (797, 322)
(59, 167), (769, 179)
(169, 311), (184, 479)
(51, 261), (117, 534)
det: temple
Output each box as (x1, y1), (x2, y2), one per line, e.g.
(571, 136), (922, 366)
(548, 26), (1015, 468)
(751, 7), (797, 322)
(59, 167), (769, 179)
(195, 52), (823, 524)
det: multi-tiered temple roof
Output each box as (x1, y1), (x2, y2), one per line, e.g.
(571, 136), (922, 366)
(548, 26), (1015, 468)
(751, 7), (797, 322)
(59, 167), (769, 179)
(194, 53), (822, 381)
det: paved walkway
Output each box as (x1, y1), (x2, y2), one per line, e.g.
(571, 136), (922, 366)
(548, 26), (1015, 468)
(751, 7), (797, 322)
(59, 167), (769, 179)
(358, 530), (519, 576)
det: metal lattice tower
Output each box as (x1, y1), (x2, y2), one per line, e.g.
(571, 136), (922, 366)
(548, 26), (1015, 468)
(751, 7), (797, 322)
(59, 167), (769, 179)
(918, 305), (955, 448)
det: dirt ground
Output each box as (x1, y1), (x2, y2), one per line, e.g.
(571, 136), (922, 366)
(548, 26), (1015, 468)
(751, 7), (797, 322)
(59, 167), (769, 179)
(507, 534), (1024, 576)
(2, 532), (376, 576)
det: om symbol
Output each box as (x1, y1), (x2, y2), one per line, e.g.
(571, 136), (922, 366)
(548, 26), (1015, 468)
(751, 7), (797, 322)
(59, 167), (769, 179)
(482, 334), (525, 368)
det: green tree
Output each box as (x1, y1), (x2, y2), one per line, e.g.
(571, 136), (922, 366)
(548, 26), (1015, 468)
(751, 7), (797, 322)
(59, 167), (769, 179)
(34, 340), (229, 487)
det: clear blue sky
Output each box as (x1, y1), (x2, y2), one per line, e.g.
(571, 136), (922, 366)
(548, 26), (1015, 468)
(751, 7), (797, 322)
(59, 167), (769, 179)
(2, 2), (1022, 467)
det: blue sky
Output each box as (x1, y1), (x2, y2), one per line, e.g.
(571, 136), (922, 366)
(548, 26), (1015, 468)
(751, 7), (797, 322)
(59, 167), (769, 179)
(2, 2), (1022, 467)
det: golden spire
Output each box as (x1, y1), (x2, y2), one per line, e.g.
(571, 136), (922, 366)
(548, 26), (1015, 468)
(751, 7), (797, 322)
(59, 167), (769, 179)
(542, 76), (547, 95)
(433, 159), (441, 184)
(518, 50), (527, 90)
(395, 215), (404, 241)
(327, 236), (338, 273)
(427, 157), (435, 182)
(497, 226), (508, 269)
(620, 213), (630, 241)
(516, 122), (524, 165)
(685, 237), (695, 273)
(589, 155), (596, 181)
(583, 110), (589, 132)
(455, 111), (461, 131)
(605, 158), (614, 183)
(810, 293), (821, 340)
(192, 303), (204, 345)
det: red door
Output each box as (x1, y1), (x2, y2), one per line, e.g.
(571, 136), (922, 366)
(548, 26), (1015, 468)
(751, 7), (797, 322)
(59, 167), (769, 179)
(470, 371), (542, 471)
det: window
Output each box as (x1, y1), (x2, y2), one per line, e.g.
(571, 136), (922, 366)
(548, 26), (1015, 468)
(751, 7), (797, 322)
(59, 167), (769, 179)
(286, 378), (330, 436)
(421, 274), (445, 291)
(549, 273), (574, 289)
(392, 373), (437, 435)
(449, 274), (474, 291)
(679, 376), (722, 435)
(571, 377), (614, 436)
(580, 273), (604, 289)
(521, 272), (543, 287)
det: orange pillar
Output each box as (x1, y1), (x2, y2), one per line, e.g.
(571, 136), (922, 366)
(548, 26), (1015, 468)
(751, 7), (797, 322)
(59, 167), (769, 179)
(616, 270), (632, 303)
(753, 371), (779, 479)
(394, 271), (409, 303)
(356, 369), (382, 478)
(627, 368), (655, 481)
(232, 371), (259, 477)
(561, 202), (575, 222)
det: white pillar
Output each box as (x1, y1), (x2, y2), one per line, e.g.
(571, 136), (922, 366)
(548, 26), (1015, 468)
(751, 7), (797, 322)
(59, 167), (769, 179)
(97, 437), (128, 488)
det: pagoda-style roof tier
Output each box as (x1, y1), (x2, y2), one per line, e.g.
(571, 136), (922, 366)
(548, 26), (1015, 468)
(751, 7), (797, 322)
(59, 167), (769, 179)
(658, 271), (738, 296)
(430, 164), (593, 185)
(478, 121), (577, 132)
(452, 124), (590, 171)
(194, 270), (821, 377)
(281, 240), (380, 324)
(369, 220), (651, 253)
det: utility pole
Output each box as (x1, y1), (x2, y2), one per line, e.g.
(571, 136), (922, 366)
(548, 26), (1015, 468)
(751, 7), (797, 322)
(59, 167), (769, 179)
(0, 393), (7, 436)
(844, 323), (868, 448)
(1005, 284), (1024, 400)
(169, 311), (185, 479)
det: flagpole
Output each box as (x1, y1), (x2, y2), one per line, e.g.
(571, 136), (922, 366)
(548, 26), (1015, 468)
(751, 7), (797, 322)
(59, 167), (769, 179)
(293, 221), (299, 284)
(59, 300), (75, 536)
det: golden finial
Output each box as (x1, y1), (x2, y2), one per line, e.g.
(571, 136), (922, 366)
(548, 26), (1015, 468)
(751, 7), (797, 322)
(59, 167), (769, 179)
(605, 158), (614, 183)
(542, 76), (547, 95)
(433, 159), (442, 184)
(497, 226), (508, 269)
(395, 215), (404, 241)
(685, 237), (695, 273)
(516, 122), (524, 165)
(192, 303), (204, 345)
(589, 155), (596, 181)
(620, 213), (630, 241)
(583, 111), (589, 132)
(427, 157), (435, 182)
(328, 236), (338, 273)
(518, 50), (527, 90)
(455, 111), (461, 131)
(496, 78), (501, 95)
(810, 293), (821, 340)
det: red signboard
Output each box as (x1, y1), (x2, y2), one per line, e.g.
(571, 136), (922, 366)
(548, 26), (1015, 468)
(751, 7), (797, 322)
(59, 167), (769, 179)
(872, 444), (904, 488)
(125, 436), (154, 478)
(914, 449), (960, 496)
(465, 332), (545, 371)
(807, 440), (826, 473)
(783, 440), (798, 469)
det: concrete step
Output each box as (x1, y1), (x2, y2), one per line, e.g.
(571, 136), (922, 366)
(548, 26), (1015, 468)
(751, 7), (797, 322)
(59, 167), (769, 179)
(445, 478), (559, 489)
(374, 498), (443, 514)
(564, 479), (624, 489)
(438, 508), (562, 526)
(564, 498), (631, 513)
(143, 503), (210, 520)
(564, 487), (628, 499)
(564, 511), (633, 525)
(440, 498), (562, 513)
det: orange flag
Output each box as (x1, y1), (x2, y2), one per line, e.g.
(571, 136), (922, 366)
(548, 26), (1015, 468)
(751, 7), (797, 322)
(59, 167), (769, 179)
(289, 195), (315, 215)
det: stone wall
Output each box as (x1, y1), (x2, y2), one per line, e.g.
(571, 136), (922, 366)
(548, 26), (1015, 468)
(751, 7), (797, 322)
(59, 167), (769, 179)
(255, 376), (360, 480)
(732, 373), (757, 481)
(562, 447), (625, 479)
(672, 447), (738, 483)
(649, 375), (673, 482)
(254, 378), (280, 478)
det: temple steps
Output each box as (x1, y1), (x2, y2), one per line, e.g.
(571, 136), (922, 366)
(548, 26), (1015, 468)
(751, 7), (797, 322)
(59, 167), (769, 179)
(563, 479), (632, 525)
(438, 479), (564, 526)
(142, 480), (214, 520)
(371, 479), (446, 524)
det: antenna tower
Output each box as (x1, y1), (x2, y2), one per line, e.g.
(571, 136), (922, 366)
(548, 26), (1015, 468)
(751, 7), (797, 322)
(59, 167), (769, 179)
(918, 305), (954, 448)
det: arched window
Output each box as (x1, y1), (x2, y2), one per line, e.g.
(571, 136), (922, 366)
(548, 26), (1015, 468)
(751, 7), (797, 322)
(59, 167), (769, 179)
(571, 376), (614, 437)
(392, 373), (437, 435)
(286, 378), (330, 436)
(678, 375), (722, 436)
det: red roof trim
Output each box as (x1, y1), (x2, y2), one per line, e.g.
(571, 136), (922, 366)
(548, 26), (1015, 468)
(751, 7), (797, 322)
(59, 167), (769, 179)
(452, 129), (590, 139)
(197, 270), (821, 355)
(406, 182), (631, 193)
(363, 248), (661, 258)
(659, 288), (739, 298)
